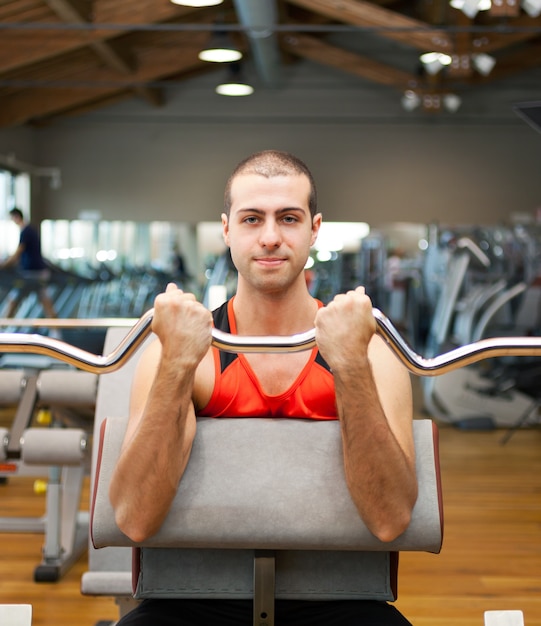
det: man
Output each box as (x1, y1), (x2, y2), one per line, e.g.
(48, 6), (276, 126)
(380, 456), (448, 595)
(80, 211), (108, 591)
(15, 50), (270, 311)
(0, 207), (57, 319)
(109, 150), (418, 625)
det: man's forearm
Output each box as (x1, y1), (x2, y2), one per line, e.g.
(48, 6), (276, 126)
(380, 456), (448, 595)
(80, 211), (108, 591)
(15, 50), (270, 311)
(109, 363), (196, 543)
(0, 256), (16, 270)
(334, 364), (418, 543)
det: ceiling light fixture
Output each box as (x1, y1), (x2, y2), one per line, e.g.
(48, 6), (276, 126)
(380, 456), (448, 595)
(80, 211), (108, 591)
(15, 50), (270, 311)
(449, 0), (491, 18)
(449, 0), (492, 19)
(170, 0), (224, 6)
(443, 93), (462, 113)
(472, 53), (496, 76)
(522, 0), (541, 16)
(401, 90), (421, 112)
(401, 91), (461, 113)
(199, 31), (242, 63)
(215, 63), (254, 96)
(216, 81), (254, 96)
(420, 52), (452, 75)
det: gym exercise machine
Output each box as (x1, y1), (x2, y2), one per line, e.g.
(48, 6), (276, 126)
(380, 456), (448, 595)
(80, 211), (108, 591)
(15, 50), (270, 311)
(0, 360), (93, 581)
(2, 305), (540, 376)
(0, 604), (32, 626)
(2, 310), (539, 625)
(421, 234), (538, 429)
(0, 318), (134, 582)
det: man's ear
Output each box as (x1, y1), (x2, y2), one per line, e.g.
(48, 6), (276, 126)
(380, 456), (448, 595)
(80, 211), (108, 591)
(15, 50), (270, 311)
(221, 213), (230, 247)
(311, 213), (322, 247)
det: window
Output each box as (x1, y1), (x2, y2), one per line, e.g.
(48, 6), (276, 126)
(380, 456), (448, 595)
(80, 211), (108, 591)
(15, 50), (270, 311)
(0, 169), (30, 257)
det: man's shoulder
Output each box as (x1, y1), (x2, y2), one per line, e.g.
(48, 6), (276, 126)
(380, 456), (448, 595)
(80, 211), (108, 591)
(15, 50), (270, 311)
(20, 223), (37, 241)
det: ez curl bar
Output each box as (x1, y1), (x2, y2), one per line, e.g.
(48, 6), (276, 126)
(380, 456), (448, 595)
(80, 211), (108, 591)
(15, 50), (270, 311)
(1, 308), (541, 375)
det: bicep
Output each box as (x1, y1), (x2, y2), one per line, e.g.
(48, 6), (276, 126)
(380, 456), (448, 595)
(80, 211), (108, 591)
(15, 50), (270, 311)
(123, 339), (161, 447)
(123, 338), (198, 453)
(369, 335), (415, 459)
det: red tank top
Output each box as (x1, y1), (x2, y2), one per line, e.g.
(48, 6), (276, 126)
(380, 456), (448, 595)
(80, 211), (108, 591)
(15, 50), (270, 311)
(198, 298), (337, 420)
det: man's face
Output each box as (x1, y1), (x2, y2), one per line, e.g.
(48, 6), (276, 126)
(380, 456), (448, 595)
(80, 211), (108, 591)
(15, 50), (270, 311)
(222, 173), (321, 294)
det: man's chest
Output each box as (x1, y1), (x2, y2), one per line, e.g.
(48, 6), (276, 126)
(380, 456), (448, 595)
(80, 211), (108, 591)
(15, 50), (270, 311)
(243, 352), (311, 396)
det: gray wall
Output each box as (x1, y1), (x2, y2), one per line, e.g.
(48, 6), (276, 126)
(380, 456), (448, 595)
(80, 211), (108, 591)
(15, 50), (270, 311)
(0, 126), (36, 162)
(1, 63), (540, 228)
(31, 120), (540, 227)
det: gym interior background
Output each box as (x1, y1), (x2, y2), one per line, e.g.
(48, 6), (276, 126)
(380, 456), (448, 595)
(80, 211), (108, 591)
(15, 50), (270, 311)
(0, 1), (540, 625)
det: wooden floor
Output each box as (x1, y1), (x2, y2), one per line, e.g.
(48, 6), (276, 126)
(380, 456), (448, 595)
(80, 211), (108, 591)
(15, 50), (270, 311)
(1, 416), (540, 625)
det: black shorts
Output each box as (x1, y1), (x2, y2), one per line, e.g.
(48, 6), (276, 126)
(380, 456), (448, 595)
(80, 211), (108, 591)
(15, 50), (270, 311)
(116, 599), (413, 626)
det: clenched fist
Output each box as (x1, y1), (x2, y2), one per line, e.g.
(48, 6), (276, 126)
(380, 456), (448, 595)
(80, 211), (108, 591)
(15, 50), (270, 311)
(152, 283), (213, 368)
(314, 286), (376, 372)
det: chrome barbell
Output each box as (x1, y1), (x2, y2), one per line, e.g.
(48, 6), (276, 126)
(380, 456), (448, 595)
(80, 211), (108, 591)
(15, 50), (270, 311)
(0, 308), (540, 376)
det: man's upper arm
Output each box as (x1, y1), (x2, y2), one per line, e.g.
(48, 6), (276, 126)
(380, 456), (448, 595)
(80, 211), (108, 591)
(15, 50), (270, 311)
(6, 244), (23, 265)
(123, 338), (161, 447)
(369, 335), (415, 459)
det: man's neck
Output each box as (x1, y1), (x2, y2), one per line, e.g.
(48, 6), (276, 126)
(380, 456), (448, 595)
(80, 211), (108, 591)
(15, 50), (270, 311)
(232, 285), (318, 336)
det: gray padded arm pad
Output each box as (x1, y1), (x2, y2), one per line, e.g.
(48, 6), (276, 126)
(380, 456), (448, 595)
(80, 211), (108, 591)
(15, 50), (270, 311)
(92, 417), (443, 554)
(37, 370), (97, 406)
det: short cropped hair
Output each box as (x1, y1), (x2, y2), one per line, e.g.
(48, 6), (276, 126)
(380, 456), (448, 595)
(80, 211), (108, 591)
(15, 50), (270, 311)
(223, 150), (317, 217)
(9, 208), (23, 221)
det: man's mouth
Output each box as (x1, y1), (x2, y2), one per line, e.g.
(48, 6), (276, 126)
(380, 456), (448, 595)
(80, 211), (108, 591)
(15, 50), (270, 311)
(255, 257), (286, 267)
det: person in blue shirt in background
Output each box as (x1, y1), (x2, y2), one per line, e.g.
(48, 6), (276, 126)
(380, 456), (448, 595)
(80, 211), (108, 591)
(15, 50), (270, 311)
(0, 207), (58, 319)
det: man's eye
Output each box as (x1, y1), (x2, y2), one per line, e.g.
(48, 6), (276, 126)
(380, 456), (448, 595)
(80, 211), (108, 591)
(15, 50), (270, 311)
(244, 216), (259, 224)
(282, 216), (297, 223)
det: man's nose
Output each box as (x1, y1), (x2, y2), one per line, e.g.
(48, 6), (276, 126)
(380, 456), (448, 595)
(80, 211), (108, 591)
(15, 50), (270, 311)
(259, 220), (282, 248)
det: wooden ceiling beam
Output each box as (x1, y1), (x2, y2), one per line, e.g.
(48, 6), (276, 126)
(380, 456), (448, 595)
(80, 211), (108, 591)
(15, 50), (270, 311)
(447, 9), (474, 78)
(29, 86), (164, 126)
(28, 92), (133, 126)
(286, 0), (454, 53)
(0, 31), (208, 128)
(0, 0), (50, 21)
(133, 85), (165, 107)
(42, 1), (127, 71)
(43, 0), (170, 107)
(281, 33), (420, 89)
(417, 0), (451, 25)
(468, 15), (541, 54)
(43, 0), (135, 73)
(0, 2), (203, 74)
(90, 39), (135, 74)
(42, 0), (92, 23)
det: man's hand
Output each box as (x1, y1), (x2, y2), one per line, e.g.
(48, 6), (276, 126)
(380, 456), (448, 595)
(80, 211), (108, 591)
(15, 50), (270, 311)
(314, 286), (377, 371)
(152, 283), (213, 368)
